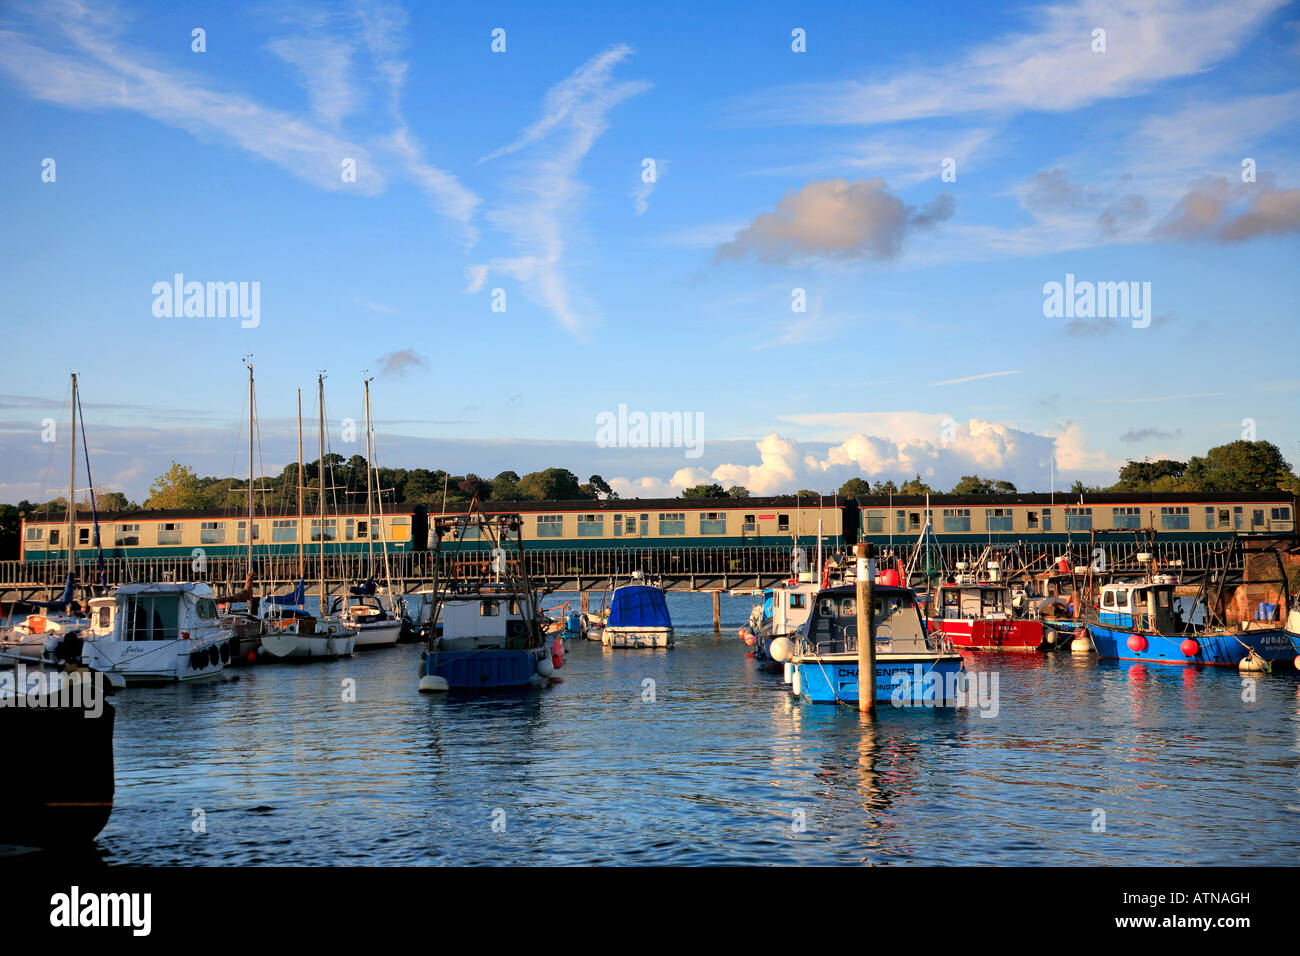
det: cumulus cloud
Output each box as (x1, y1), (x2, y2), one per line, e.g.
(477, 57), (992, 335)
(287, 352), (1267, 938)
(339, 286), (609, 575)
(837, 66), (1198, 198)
(716, 178), (954, 263)
(1154, 176), (1300, 241)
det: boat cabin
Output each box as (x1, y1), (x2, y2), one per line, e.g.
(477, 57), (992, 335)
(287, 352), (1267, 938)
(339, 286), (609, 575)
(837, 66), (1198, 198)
(439, 593), (537, 651)
(1097, 579), (1180, 632)
(759, 577), (818, 635)
(933, 583), (1014, 621)
(106, 582), (222, 642)
(804, 585), (931, 655)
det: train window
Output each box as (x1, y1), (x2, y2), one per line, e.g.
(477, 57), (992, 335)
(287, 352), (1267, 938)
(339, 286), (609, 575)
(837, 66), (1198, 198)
(777, 514), (790, 532)
(272, 520), (297, 543)
(236, 521), (261, 543)
(1253, 509), (1265, 527)
(1112, 507), (1140, 530)
(743, 514), (756, 532)
(1272, 507), (1291, 522)
(577, 514), (604, 537)
(908, 512), (921, 530)
(625, 516), (637, 535)
(1218, 509), (1231, 528)
(309, 519), (336, 542)
(1041, 509), (1052, 531)
(613, 515), (623, 536)
(1160, 507), (1189, 531)
(942, 509), (971, 533)
(78, 527), (90, 544)
(700, 512), (726, 534)
(897, 510), (906, 533)
(866, 510), (884, 534)
(536, 515), (563, 537)
(201, 521), (225, 544)
(1204, 507), (1214, 529)
(1233, 507), (1243, 530)
(357, 520), (369, 539)
(157, 522), (182, 546)
(658, 513), (686, 535)
(25, 526), (44, 541)
(49, 528), (61, 546)
(115, 523), (140, 546)
(1027, 511), (1038, 529)
(1064, 508), (1092, 531)
(985, 509), (1012, 532)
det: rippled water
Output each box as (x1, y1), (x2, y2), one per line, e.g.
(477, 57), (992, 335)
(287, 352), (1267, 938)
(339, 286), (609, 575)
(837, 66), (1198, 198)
(34, 592), (1300, 865)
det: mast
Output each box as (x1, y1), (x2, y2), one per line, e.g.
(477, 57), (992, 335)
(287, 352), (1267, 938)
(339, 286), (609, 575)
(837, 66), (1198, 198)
(297, 388), (304, 584)
(68, 372), (77, 593)
(363, 376), (375, 582)
(365, 377), (396, 604)
(318, 373), (327, 612)
(247, 362), (255, 576)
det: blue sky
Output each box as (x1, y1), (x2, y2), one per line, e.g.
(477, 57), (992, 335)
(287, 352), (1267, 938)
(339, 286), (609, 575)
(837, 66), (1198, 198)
(1, 0), (1298, 503)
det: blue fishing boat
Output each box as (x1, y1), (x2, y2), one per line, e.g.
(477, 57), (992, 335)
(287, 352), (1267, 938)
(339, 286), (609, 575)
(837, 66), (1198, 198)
(417, 509), (562, 692)
(1086, 577), (1294, 668)
(782, 583), (965, 707)
(602, 572), (673, 648)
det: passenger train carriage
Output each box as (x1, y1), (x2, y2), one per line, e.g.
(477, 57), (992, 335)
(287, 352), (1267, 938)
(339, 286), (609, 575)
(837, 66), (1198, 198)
(17, 492), (1294, 563)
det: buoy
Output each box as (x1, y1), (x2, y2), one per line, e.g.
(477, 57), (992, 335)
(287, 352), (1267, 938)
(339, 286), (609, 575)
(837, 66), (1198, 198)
(1180, 638), (1200, 658)
(791, 667), (802, 698)
(737, 627), (746, 640)
(1239, 654), (1268, 673)
(878, 569), (900, 587)
(783, 661), (793, 683)
(1294, 655), (1300, 672)
(769, 636), (794, 663)
(418, 674), (449, 693)
(536, 656), (555, 678)
(209, 646), (221, 667)
(246, 649), (258, 663)
(1071, 633), (1092, 653)
(742, 630), (756, 647)
(551, 638), (564, 669)
(1127, 634), (1148, 653)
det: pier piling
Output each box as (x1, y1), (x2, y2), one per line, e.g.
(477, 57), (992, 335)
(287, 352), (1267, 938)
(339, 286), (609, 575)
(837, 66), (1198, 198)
(712, 590), (720, 633)
(856, 542), (876, 714)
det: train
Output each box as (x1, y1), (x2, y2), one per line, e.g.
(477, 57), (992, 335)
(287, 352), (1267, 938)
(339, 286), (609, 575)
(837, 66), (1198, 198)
(17, 491), (1295, 563)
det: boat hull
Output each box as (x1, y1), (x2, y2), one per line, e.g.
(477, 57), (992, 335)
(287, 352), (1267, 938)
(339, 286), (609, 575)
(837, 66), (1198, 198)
(81, 634), (230, 684)
(260, 631), (356, 660)
(351, 620), (402, 649)
(932, 617), (1044, 651)
(793, 652), (966, 706)
(420, 647), (549, 690)
(603, 626), (673, 648)
(1088, 622), (1295, 667)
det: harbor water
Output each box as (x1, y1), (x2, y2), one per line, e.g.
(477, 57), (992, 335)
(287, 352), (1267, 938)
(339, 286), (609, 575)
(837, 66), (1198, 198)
(23, 592), (1300, 865)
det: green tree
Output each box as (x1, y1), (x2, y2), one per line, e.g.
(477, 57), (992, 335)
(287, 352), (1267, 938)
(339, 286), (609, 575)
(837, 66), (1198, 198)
(874, 479), (898, 495)
(682, 483), (726, 499)
(838, 477), (873, 499)
(794, 489), (821, 499)
(491, 471), (521, 500)
(726, 485), (750, 498)
(516, 468), (585, 500)
(1182, 441), (1295, 492)
(1111, 458), (1187, 491)
(588, 475), (617, 499)
(898, 474), (934, 495)
(146, 462), (211, 509)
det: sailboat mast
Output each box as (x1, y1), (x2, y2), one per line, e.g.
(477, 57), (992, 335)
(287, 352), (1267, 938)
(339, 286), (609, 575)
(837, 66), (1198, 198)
(318, 373), (326, 611)
(364, 377), (374, 581)
(68, 372), (77, 591)
(247, 363), (255, 575)
(297, 389), (304, 582)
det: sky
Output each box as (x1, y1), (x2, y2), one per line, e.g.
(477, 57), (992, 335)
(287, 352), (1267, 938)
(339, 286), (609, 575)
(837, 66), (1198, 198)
(1, 0), (1298, 505)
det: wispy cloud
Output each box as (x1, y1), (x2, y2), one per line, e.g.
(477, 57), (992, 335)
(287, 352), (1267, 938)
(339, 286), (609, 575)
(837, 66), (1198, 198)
(474, 45), (650, 335)
(928, 370), (1023, 387)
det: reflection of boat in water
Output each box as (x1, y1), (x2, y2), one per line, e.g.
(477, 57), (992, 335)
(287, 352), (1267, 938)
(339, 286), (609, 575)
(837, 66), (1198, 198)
(0, 678), (114, 847)
(785, 584), (964, 706)
(602, 573), (673, 648)
(418, 508), (562, 692)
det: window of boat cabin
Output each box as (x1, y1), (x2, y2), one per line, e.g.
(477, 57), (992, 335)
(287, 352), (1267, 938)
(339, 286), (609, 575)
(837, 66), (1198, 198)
(1027, 511), (1039, 529)
(1160, 506), (1189, 530)
(309, 519), (336, 541)
(743, 514), (756, 532)
(1041, 509), (1052, 531)
(789, 593), (806, 609)
(1064, 508), (1092, 531)
(778, 514), (790, 532)
(659, 512), (686, 535)
(272, 519), (297, 543)
(196, 597), (218, 620)
(125, 594), (180, 640)
(536, 515), (563, 537)
(943, 509), (971, 533)
(985, 509), (1012, 532)
(577, 514), (604, 537)
(508, 598), (520, 615)
(1102, 590), (1116, 608)
(866, 510), (884, 534)
(200, 521), (225, 544)
(700, 512), (726, 534)
(96, 604), (111, 628)
(1111, 507), (1140, 530)
(115, 523), (140, 546)
(157, 522), (182, 546)
(480, 600), (499, 616)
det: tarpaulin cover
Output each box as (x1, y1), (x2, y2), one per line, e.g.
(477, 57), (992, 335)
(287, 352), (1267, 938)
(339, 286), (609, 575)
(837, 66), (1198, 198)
(268, 580), (306, 606)
(607, 585), (672, 629)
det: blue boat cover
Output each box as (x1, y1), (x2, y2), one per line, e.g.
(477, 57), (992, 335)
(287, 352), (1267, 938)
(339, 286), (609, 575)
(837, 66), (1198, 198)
(268, 580), (306, 606)
(607, 585), (672, 629)
(28, 572), (76, 609)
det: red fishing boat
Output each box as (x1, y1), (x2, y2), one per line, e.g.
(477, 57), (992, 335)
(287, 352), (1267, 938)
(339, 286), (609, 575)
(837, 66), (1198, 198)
(927, 578), (1046, 651)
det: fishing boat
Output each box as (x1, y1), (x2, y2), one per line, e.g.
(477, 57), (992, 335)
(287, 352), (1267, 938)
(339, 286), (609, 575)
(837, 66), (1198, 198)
(339, 377), (401, 649)
(0, 675), (114, 847)
(417, 509), (562, 692)
(602, 572), (673, 648)
(1086, 576), (1293, 668)
(927, 562), (1046, 651)
(738, 574), (819, 668)
(260, 378), (357, 661)
(782, 582), (965, 706)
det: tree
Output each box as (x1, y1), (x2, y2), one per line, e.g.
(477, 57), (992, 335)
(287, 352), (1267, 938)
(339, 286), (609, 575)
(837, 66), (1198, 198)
(1112, 458), (1187, 491)
(146, 462), (211, 509)
(491, 471), (521, 500)
(991, 480), (1017, 494)
(682, 483), (726, 499)
(1069, 480), (1104, 495)
(457, 473), (488, 500)
(1182, 441), (1295, 493)
(516, 468), (585, 501)
(0, 503), (19, 559)
(794, 489), (821, 499)
(588, 475), (617, 499)
(899, 474), (935, 495)
(838, 477), (872, 499)
(874, 479), (898, 495)
(726, 485), (750, 498)
(92, 491), (135, 513)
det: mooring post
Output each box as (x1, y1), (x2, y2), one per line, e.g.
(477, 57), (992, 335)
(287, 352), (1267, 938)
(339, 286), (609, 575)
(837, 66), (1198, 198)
(712, 590), (720, 634)
(580, 590), (589, 614)
(856, 542), (876, 713)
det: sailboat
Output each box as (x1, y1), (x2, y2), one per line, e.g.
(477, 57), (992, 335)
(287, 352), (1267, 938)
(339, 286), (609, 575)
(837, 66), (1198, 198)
(338, 377), (401, 649)
(217, 361), (267, 664)
(260, 376), (357, 660)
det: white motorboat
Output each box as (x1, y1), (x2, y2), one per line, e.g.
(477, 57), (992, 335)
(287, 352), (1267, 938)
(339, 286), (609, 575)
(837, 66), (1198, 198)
(602, 572), (674, 648)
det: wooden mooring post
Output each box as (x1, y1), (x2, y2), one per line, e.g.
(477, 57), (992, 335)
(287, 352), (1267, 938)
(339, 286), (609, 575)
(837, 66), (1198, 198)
(712, 590), (721, 633)
(580, 590), (589, 614)
(856, 542), (876, 714)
